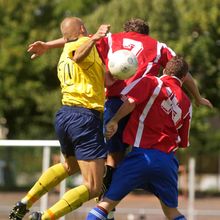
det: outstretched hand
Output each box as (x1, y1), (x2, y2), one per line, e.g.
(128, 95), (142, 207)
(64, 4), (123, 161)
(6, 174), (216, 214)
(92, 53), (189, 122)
(195, 97), (213, 108)
(27, 41), (49, 59)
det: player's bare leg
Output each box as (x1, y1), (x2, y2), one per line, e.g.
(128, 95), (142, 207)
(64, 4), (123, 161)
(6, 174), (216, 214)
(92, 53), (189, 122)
(98, 151), (128, 220)
(160, 200), (186, 220)
(106, 151), (125, 168)
(29, 157), (105, 220)
(78, 158), (105, 199)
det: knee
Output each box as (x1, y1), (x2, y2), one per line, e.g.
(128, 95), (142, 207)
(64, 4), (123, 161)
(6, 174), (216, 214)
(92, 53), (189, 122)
(63, 162), (76, 175)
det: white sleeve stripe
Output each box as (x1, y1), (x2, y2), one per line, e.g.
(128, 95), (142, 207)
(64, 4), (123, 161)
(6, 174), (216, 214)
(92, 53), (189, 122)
(187, 104), (192, 147)
(189, 104), (193, 118)
(107, 33), (113, 59)
(90, 209), (106, 220)
(142, 62), (153, 76)
(183, 104), (192, 124)
(183, 112), (190, 119)
(134, 77), (163, 147)
(121, 77), (143, 95)
(155, 42), (164, 63)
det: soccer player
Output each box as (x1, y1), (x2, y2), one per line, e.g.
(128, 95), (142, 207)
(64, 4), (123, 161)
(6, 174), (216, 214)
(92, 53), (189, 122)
(26, 17), (212, 172)
(94, 18), (212, 207)
(9, 17), (110, 220)
(26, 18), (212, 219)
(86, 56), (192, 220)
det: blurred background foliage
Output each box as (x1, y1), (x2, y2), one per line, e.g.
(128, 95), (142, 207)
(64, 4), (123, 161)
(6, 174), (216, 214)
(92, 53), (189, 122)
(0, 0), (220, 187)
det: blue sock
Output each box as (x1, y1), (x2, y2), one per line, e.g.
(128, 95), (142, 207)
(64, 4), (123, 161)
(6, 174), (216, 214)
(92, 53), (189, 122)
(173, 215), (187, 220)
(86, 207), (108, 220)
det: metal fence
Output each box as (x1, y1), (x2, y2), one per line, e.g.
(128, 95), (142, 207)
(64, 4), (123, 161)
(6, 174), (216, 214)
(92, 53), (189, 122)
(0, 140), (220, 220)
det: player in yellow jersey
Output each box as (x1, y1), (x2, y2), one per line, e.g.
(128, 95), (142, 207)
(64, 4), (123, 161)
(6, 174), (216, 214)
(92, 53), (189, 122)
(9, 17), (110, 220)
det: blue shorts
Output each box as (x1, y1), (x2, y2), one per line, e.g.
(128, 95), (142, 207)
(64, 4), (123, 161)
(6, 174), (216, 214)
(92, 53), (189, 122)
(105, 147), (179, 208)
(55, 105), (107, 160)
(104, 98), (129, 153)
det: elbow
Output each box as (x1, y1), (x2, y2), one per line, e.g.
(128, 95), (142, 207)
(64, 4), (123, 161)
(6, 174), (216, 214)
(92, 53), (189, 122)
(71, 50), (84, 63)
(72, 55), (83, 63)
(179, 145), (188, 149)
(179, 143), (189, 149)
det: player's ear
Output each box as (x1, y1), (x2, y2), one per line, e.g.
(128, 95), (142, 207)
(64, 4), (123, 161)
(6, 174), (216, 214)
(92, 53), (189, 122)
(162, 69), (167, 75)
(181, 75), (186, 83)
(80, 25), (87, 35)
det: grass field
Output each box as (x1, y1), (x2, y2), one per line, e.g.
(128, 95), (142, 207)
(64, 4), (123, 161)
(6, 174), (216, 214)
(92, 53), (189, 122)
(1, 191), (220, 220)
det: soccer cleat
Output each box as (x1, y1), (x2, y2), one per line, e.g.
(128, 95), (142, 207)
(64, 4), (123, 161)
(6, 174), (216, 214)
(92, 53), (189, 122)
(107, 210), (115, 220)
(9, 201), (29, 220)
(28, 212), (43, 220)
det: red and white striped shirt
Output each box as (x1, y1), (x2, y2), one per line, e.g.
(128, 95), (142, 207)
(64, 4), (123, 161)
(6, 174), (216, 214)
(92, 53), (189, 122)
(121, 75), (192, 153)
(96, 32), (175, 97)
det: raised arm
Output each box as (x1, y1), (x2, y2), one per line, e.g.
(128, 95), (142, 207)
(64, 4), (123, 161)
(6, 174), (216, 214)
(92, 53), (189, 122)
(73, 24), (110, 63)
(105, 97), (136, 140)
(184, 73), (213, 108)
(27, 38), (66, 59)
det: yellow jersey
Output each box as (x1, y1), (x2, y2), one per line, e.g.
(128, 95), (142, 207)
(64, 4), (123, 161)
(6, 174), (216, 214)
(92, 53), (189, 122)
(57, 37), (105, 112)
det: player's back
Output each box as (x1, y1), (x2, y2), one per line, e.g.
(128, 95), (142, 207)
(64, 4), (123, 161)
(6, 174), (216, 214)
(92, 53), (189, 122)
(58, 37), (105, 111)
(161, 75), (191, 125)
(122, 75), (190, 153)
(109, 32), (158, 79)
(97, 31), (175, 97)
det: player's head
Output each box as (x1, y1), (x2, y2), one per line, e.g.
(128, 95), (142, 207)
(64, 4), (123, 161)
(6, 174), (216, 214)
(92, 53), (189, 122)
(60, 17), (88, 41)
(164, 56), (189, 81)
(123, 18), (149, 35)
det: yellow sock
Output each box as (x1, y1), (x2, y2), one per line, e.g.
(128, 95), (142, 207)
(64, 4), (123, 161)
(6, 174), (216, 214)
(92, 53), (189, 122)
(21, 163), (68, 208)
(42, 185), (89, 220)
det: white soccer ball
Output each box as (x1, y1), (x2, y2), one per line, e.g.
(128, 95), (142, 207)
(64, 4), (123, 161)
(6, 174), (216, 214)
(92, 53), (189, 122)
(108, 49), (138, 80)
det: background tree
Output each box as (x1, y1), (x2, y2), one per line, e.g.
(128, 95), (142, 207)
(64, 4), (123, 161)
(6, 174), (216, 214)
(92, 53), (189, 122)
(175, 0), (220, 155)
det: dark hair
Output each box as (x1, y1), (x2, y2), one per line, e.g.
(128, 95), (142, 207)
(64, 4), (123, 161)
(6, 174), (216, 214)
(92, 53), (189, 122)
(164, 56), (189, 79)
(123, 18), (149, 35)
